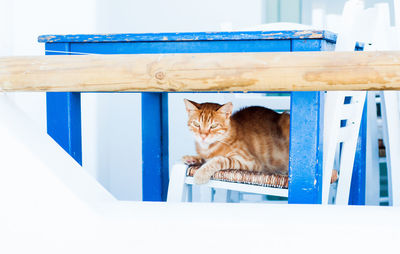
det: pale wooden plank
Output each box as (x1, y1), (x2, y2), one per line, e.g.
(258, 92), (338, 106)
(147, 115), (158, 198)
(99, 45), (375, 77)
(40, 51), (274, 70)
(1, 51), (400, 92)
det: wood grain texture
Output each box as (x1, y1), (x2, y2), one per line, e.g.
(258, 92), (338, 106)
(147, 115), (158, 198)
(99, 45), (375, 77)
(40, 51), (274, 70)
(1, 51), (400, 92)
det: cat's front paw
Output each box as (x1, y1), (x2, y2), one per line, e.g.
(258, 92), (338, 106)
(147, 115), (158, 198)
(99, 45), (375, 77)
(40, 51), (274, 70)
(193, 169), (211, 184)
(182, 155), (204, 166)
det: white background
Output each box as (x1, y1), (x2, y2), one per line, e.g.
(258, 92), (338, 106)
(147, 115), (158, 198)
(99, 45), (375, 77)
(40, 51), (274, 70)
(1, 0), (395, 200)
(0, 0), (265, 200)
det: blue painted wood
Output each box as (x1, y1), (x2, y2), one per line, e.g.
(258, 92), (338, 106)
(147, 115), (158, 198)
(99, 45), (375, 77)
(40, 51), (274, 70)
(139, 92), (169, 202)
(38, 30), (337, 43)
(287, 39), (332, 204)
(291, 39), (323, 51)
(291, 39), (336, 51)
(349, 100), (367, 205)
(41, 30), (338, 203)
(355, 42), (365, 51)
(288, 92), (324, 204)
(70, 40), (291, 54)
(45, 43), (82, 165)
(142, 93), (162, 201)
(161, 93), (169, 201)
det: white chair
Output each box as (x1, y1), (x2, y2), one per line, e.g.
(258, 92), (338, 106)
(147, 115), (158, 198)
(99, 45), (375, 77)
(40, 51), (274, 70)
(322, 1), (400, 206)
(350, 2), (400, 206)
(320, 0), (367, 205)
(378, 17), (400, 202)
(360, 3), (395, 206)
(378, 1), (400, 206)
(365, 91), (380, 205)
(167, 164), (289, 202)
(380, 91), (400, 206)
(322, 91), (366, 204)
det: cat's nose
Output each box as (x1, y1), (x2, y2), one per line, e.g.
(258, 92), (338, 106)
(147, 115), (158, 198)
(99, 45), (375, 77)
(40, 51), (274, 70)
(200, 134), (207, 140)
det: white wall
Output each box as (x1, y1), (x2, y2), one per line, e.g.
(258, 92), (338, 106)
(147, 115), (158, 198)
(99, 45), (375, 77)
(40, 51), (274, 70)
(307, 0), (396, 31)
(95, 0), (263, 33)
(2, 0), (264, 201)
(81, 93), (143, 201)
(1, 0), (97, 134)
(0, 0), (13, 56)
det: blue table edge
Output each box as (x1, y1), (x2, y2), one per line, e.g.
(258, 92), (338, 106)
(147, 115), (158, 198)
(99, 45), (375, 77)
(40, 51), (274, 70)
(38, 30), (337, 43)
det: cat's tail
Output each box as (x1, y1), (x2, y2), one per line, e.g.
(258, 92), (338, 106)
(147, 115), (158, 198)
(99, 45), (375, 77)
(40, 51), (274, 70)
(278, 112), (290, 142)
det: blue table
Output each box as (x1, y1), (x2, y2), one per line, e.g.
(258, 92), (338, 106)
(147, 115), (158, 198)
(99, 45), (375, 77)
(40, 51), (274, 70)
(39, 30), (365, 204)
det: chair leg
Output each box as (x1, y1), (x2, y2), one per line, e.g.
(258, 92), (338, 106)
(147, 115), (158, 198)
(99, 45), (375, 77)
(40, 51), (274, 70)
(167, 164), (189, 202)
(336, 138), (359, 205)
(335, 92), (366, 205)
(381, 91), (400, 206)
(366, 92), (380, 205)
(322, 91), (344, 204)
(199, 186), (214, 203)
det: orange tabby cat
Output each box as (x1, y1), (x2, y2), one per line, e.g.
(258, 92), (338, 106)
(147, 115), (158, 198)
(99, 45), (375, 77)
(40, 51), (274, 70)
(183, 99), (290, 184)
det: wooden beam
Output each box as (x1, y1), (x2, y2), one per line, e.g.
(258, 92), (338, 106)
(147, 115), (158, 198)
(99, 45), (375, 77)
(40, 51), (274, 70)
(1, 51), (400, 91)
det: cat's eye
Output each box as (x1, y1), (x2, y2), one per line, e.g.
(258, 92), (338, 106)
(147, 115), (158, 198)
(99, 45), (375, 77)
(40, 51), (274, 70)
(192, 121), (200, 127)
(210, 123), (219, 129)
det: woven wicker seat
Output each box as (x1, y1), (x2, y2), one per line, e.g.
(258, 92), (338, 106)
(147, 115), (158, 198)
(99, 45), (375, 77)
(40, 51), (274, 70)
(167, 163), (289, 202)
(187, 166), (288, 189)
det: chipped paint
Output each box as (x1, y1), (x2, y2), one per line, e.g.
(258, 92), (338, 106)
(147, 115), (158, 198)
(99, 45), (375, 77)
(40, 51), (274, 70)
(294, 30), (322, 38)
(38, 30), (337, 43)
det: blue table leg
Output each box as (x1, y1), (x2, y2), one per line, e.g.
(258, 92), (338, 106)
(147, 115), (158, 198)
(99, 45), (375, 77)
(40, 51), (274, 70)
(46, 43), (82, 165)
(142, 92), (169, 201)
(46, 92), (82, 165)
(349, 100), (367, 205)
(288, 92), (324, 204)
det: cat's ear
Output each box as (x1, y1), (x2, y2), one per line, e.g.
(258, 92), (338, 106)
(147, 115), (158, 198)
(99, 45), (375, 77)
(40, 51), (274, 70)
(218, 102), (233, 118)
(184, 99), (200, 112)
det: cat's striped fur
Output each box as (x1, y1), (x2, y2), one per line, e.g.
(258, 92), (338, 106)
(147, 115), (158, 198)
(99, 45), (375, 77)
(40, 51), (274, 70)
(183, 99), (290, 184)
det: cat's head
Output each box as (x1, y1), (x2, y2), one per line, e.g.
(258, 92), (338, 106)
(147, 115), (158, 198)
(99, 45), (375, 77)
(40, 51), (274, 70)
(184, 99), (233, 147)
